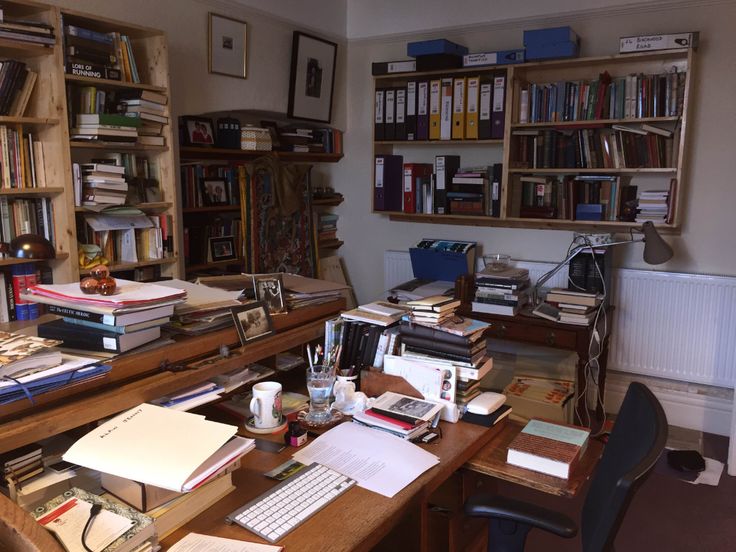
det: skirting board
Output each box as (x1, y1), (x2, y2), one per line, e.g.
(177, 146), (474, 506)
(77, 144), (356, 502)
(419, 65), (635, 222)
(604, 372), (733, 437)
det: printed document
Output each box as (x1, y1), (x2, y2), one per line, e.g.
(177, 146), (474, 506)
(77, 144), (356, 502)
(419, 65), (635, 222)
(292, 422), (439, 497)
(168, 533), (282, 551)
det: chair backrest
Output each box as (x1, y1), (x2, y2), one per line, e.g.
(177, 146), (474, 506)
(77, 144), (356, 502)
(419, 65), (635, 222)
(581, 382), (667, 552)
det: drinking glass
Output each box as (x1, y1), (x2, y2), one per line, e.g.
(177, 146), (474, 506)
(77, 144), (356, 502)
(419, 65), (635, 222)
(305, 365), (335, 425)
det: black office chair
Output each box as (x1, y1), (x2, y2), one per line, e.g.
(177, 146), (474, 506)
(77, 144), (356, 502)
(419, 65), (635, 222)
(465, 382), (667, 552)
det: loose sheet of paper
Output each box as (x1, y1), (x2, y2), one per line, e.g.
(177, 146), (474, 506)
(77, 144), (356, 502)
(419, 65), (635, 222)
(168, 532), (282, 552)
(292, 422), (439, 498)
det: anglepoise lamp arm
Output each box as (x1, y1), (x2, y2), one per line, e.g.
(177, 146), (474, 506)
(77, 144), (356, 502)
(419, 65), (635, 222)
(533, 222), (673, 306)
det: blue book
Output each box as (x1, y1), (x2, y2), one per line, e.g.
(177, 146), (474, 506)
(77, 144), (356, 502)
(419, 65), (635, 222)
(61, 316), (170, 334)
(407, 39), (468, 58)
(65, 24), (113, 45)
(576, 203), (604, 221)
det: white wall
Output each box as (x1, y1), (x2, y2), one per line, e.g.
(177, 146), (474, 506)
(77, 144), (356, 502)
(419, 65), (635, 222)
(333, 0), (736, 303)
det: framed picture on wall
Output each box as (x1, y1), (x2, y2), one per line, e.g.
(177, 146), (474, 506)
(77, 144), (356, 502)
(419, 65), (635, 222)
(287, 31), (337, 123)
(209, 13), (247, 78)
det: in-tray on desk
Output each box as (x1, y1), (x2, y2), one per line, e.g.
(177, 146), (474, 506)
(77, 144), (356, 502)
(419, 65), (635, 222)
(455, 275), (612, 423)
(161, 419), (502, 552)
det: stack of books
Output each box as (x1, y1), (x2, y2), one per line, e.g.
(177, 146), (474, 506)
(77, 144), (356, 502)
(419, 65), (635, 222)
(0, 16), (54, 46)
(71, 112), (139, 144)
(79, 161), (128, 206)
(0, 126), (46, 188)
(398, 314), (492, 408)
(318, 213), (339, 245)
(64, 24), (140, 83)
(278, 126), (325, 153)
(504, 375), (575, 422)
(158, 279), (239, 336)
(24, 279), (186, 354)
(351, 391), (444, 440)
(406, 294), (461, 325)
(472, 266), (531, 316)
(0, 443), (43, 492)
(0, 60), (37, 116)
(636, 188), (671, 223)
(117, 91), (168, 146)
(544, 288), (603, 325)
(447, 166), (490, 216)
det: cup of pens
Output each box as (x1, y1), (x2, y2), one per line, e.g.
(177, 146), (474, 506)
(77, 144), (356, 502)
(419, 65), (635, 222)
(305, 365), (335, 425)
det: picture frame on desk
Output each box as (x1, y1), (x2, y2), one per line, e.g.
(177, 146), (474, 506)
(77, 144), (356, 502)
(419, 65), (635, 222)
(180, 116), (215, 146)
(200, 178), (229, 206)
(252, 273), (287, 315)
(208, 13), (247, 79)
(231, 302), (273, 344)
(287, 31), (337, 123)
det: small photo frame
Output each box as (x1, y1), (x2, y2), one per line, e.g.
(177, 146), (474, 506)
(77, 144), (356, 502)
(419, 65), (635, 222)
(200, 178), (229, 206)
(209, 236), (237, 262)
(182, 116), (215, 146)
(209, 13), (247, 79)
(252, 273), (287, 315)
(231, 302), (273, 344)
(287, 31), (337, 123)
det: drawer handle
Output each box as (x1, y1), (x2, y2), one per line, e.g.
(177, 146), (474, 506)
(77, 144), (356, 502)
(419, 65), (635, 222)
(546, 332), (556, 345)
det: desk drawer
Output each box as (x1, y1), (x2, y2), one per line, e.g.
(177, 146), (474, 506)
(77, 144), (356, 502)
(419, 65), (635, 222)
(486, 320), (577, 349)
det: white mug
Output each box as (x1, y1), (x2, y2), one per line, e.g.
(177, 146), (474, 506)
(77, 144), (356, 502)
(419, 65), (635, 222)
(249, 381), (282, 429)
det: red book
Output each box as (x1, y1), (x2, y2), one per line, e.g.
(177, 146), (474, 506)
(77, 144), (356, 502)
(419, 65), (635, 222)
(402, 163), (433, 214)
(363, 408), (415, 430)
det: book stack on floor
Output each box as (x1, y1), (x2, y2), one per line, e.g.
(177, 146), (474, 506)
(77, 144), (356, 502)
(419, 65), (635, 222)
(24, 279), (185, 354)
(33, 487), (157, 552)
(472, 266), (531, 316)
(352, 391), (444, 440)
(544, 288), (603, 325)
(117, 91), (168, 146)
(338, 301), (409, 376)
(398, 310), (492, 408)
(0, 15), (54, 46)
(506, 418), (591, 479)
(71, 111), (140, 144)
(77, 161), (128, 206)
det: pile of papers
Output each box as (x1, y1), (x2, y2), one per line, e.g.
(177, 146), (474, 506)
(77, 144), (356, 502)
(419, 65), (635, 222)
(351, 391), (444, 441)
(158, 279), (241, 335)
(0, 332), (62, 379)
(281, 273), (348, 309)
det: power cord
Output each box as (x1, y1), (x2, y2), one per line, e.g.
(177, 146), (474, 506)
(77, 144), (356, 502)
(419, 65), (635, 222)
(81, 503), (102, 552)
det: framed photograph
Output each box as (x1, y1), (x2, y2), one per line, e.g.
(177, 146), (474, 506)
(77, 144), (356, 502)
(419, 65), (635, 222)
(181, 116), (215, 146)
(208, 13), (247, 79)
(209, 236), (237, 262)
(287, 31), (337, 123)
(231, 302), (273, 344)
(252, 273), (287, 315)
(200, 178), (229, 206)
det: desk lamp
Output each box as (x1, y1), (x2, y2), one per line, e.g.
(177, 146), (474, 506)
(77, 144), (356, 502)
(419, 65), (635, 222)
(532, 221), (673, 307)
(0, 234), (56, 259)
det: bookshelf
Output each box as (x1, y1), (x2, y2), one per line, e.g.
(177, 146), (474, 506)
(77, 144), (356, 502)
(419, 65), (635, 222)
(373, 48), (694, 233)
(179, 148), (343, 276)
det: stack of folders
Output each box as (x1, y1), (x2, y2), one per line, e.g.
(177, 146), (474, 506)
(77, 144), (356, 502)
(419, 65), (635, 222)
(472, 266), (531, 316)
(352, 392), (444, 440)
(158, 279), (240, 336)
(24, 279), (186, 354)
(398, 313), (492, 407)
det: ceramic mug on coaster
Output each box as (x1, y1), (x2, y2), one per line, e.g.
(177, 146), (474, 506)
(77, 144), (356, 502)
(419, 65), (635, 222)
(249, 381), (282, 429)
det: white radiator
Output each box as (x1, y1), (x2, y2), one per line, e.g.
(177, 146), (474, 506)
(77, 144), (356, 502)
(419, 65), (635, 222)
(384, 251), (736, 388)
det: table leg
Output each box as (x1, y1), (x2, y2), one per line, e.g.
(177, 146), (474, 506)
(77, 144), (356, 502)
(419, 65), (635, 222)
(420, 497), (429, 552)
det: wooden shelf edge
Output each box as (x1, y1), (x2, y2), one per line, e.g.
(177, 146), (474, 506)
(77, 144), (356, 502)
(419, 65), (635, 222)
(511, 116), (680, 128)
(179, 146), (343, 163)
(0, 116), (60, 126)
(386, 212), (681, 234)
(0, 252), (69, 267)
(0, 187), (64, 196)
(375, 139), (503, 145)
(312, 196), (344, 206)
(507, 168), (677, 174)
(0, 37), (54, 54)
(79, 257), (178, 274)
(182, 205), (240, 213)
(186, 258), (243, 272)
(70, 141), (169, 152)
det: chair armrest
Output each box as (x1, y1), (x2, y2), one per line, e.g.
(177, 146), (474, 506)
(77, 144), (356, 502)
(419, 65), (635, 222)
(465, 493), (578, 538)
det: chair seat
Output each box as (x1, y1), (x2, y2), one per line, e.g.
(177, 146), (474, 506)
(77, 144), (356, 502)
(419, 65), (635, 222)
(465, 492), (578, 538)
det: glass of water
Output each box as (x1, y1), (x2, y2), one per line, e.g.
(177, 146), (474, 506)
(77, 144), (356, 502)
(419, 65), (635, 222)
(305, 365), (335, 425)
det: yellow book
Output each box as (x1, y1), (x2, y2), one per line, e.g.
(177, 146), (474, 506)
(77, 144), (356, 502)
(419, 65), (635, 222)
(429, 79), (441, 140)
(465, 76), (480, 139)
(452, 77), (466, 140)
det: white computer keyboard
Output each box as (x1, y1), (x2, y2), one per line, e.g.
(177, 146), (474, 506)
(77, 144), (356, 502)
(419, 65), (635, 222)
(225, 463), (356, 543)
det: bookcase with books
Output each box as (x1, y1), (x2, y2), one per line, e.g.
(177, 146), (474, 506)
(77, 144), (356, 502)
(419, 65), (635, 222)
(59, 8), (180, 280)
(373, 47), (694, 233)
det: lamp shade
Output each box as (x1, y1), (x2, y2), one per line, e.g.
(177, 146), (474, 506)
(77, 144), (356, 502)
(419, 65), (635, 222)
(8, 234), (56, 259)
(641, 222), (673, 265)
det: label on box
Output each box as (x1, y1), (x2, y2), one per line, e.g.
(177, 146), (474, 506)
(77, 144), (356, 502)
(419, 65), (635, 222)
(387, 60), (416, 73)
(463, 52), (498, 67)
(619, 32), (697, 53)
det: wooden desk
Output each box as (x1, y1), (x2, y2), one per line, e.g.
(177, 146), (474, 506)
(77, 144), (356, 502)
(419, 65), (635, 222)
(464, 419), (604, 498)
(160, 420), (502, 552)
(455, 275), (612, 423)
(0, 299), (345, 454)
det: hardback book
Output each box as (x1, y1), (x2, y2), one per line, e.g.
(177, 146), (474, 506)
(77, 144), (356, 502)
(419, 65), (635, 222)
(60, 315), (170, 335)
(407, 295), (461, 312)
(471, 301), (521, 316)
(37, 319), (162, 353)
(463, 404), (512, 427)
(506, 419), (591, 479)
(398, 319), (487, 346)
(399, 334), (485, 358)
(370, 391), (444, 424)
(401, 315), (490, 339)
(545, 288), (603, 307)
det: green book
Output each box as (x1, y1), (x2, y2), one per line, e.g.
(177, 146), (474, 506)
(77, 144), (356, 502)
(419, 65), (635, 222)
(76, 113), (142, 127)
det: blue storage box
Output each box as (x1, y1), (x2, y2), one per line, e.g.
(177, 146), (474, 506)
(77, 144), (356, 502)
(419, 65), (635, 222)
(409, 239), (476, 281)
(523, 26), (578, 48)
(407, 39), (468, 58)
(526, 41), (579, 60)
